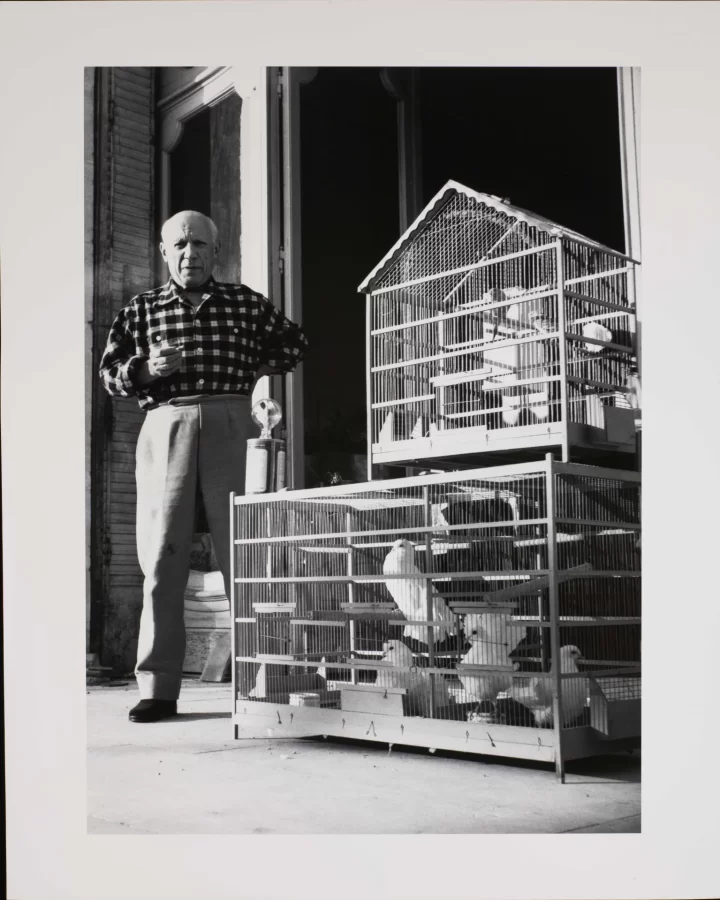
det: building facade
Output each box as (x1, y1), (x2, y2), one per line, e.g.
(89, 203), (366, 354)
(85, 66), (640, 672)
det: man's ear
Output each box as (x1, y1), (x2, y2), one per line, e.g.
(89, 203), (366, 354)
(159, 242), (168, 261)
(214, 240), (222, 258)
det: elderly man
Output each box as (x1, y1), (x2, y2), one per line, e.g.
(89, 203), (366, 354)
(99, 210), (308, 722)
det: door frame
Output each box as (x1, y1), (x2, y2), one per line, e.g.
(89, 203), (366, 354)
(617, 67), (641, 377)
(380, 67), (424, 232)
(157, 64), (272, 296)
(267, 67), (318, 490)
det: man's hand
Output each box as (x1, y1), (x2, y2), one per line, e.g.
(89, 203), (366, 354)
(137, 345), (183, 385)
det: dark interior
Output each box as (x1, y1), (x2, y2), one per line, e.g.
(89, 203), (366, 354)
(299, 67), (625, 486)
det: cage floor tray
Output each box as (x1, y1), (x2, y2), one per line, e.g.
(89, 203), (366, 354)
(233, 699), (638, 764)
(373, 423), (564, 463)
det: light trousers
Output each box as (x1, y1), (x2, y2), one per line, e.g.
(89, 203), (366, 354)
(134, 395), (252, 699)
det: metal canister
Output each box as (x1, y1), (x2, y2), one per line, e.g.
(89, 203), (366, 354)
(245, 437), (287, 494)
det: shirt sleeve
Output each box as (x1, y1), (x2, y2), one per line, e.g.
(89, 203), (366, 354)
(256, 297), (309, 373)
(98, 306), (146, 399)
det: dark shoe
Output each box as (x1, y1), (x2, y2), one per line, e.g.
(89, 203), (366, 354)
(129, 699), (178, 723)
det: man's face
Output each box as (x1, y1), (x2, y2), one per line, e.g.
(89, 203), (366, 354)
(160, 214), (218, 290)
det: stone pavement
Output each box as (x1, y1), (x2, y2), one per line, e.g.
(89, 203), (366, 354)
(87, 679), (640, 835)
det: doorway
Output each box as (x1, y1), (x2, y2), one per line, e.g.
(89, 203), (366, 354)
(165, 91), (243, 535)
(292, 67), (625, 487)
(299, 68), (401, 487)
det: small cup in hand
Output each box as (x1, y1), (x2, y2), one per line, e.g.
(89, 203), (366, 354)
(148, 343), (184, 379)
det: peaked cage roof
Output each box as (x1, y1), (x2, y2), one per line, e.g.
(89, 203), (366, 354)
(358, 180), (634, 294)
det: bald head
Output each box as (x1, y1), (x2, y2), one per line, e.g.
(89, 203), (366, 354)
(160, 211), (220, 290)
(161, 210), (219, 247)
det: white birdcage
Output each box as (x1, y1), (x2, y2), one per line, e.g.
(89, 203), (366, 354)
(358, 181), (639, 470)
(230, 457), (640, 781)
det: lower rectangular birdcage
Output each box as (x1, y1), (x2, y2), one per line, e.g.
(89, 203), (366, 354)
(230, 457), (641, 779)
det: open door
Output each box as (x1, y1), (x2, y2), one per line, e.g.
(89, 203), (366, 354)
(270, 67), (423, 489)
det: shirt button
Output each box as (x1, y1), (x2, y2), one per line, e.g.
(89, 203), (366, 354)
(198, 379), (205, 385)
(154, 335), (161, 341)
(234, 328), (238, 333)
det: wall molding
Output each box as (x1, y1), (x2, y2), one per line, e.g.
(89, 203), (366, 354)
(159, 66), (240, 152)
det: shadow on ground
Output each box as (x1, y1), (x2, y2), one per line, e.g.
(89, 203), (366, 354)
(300, 734), (640, 782)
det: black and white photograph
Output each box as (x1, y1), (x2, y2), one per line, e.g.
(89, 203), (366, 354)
(3, 2), (720, 898)
(83, 63), (642, 834)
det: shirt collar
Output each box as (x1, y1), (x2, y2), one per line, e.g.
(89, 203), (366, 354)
(157, 277), (218, 306)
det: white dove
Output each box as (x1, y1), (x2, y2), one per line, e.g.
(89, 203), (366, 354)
(508, 645), (588, 727)
(500, 375), (522, 426)
(582, 322), (613, 353)
(459, 613), (527, 702)
(382, 539), (456, 646)
(375, 640), (450, 716)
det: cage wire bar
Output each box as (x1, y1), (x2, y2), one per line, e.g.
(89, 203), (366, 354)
(359, 184), (639, 470)
(230, 456), (640, 779)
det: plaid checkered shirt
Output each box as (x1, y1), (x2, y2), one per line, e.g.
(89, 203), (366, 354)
(99, 279), (308, 410)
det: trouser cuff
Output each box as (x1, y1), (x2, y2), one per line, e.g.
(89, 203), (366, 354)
(135, 673), (181, 701)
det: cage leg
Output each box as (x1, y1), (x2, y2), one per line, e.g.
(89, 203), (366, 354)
(555, 751), (566, 784)
(346, 512), (358, 685)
